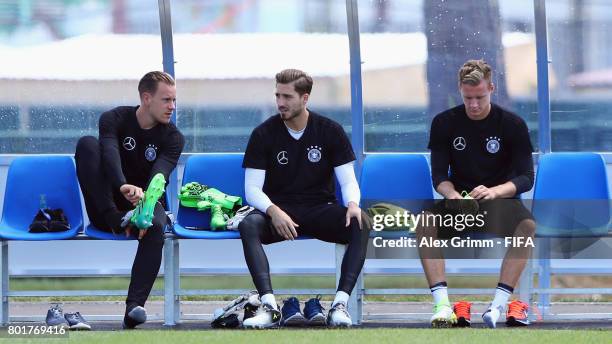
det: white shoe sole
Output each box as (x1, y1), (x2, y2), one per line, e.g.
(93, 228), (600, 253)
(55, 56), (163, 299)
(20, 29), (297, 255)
(281, 313), (306, 327)
(69, 322), (91, 331)
(242, 321), (280, 329)
(307, 313), (327, 326)
(326, 316), (352, 328)
(506, 317), (530, 327)
(327, 322), (352, 328)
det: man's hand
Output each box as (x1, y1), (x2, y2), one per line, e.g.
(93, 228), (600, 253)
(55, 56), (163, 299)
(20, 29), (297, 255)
(436, 181), (462, 200)
(439, 182), (463, 211)
(125, 225), (148, 240)
(267, 205), (299, 241)
(345, 202), (363, 229)
(446, 193), (463, 200)
(120, 184), (144, 206)
(469, 185), (498, 200)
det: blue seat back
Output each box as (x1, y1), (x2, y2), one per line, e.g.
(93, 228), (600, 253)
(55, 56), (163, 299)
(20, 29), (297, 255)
(176, 154), (245, 230)
(361, 154), (433, 200)
(360, 154), (434, 238)
(0, 156), (83, 239)
(532, 153), (610, 237)
(360, 154), (433, 213)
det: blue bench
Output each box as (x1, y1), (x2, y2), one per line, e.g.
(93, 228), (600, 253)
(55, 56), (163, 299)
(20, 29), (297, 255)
(0, 156), (83, 241)
(1, 153), (611, 324)
(0, 156), (172, 324)
(528, 152), (611, 316)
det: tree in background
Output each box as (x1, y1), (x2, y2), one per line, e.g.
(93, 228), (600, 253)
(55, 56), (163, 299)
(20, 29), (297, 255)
(424, 0), (510, 117)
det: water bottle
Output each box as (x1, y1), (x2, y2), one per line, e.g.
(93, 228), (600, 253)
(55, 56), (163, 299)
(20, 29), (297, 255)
(39, 194), (47, 210)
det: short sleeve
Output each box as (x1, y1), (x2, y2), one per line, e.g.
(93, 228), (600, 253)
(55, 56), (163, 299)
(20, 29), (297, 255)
(329, 122), (356, 167)
(242, 128), (268, 170)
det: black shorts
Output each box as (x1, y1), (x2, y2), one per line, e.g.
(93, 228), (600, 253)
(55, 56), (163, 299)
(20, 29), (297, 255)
(244, 202), (362, 245)
(428, 198), (534, 239)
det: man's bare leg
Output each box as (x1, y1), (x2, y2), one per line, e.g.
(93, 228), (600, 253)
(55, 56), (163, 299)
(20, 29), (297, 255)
(483, 219), (536, 328)
(416, 212), (456, 327)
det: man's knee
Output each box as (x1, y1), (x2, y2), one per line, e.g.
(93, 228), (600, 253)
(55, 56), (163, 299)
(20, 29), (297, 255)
(140, 223), (165, 245)
(355, 211), (371, 239)
(75, 136), (99, 157)
(151, 216), (167, 233)
(239, 213), (267, 240)
(140, 211), (166, 244)
(515, 219), (536, 238)
(415, 211), (437, 239)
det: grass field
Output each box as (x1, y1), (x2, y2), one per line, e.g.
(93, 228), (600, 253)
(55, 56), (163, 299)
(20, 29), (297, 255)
(9, 275), (612, 302)
(5, 276), (612, 343)
(7, 329), (611, 344)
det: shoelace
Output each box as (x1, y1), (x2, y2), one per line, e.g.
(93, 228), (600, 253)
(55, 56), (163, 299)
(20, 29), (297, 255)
(50, 303), (63, 317)
(305, 295), (325, 313)
(257, 303), (277, 316)
(453, 301), (471, 318)
(506, 300), (528, 319)
(332, 302), (348, 313)
(283, 297), (301, 314)
(74, 312), (85, 321)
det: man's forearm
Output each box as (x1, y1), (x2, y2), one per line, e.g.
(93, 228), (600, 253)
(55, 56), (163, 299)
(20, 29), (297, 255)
(436, 181), (462, 199)
(489, 181), (517, 199)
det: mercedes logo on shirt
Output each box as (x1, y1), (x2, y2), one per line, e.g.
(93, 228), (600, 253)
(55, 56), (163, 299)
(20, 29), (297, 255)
(123, 137), (136, 151)
(277, 151), (288, 165)
(453, 136), (466, 151)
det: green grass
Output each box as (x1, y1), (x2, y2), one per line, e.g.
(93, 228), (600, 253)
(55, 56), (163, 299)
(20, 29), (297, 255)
(7, 275), (495, 302)
(4, 329), (611, 344)
(8, 275), (612, 302)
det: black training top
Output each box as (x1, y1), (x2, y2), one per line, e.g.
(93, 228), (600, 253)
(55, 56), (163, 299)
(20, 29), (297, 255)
(99, 106), (185, 191)
(427, 103), (534, 196)
(243, 110), (356, 206)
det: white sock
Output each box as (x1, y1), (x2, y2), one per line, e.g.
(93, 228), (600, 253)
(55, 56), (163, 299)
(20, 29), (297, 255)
(332, 291), (349, 307)
(431, 286), (449, 305)
(491, 288), (511, 310)
(260, 293), (277, 310)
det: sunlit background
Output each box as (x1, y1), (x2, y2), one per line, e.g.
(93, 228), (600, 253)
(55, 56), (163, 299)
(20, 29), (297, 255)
(0, 0), (610, 153)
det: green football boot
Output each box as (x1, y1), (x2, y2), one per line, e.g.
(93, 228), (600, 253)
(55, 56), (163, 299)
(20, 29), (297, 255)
(460, 190), (479, 215)
(178, 182), (209, 208)
(209, 204), (230, 231)
(195, 188), (242, 213)
(430, 300), (457, 328)
(130, 173), (166, 230)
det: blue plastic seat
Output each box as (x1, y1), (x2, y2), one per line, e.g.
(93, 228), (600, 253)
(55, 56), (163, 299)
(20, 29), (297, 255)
(0, 156), (83, 240)
(532, 153), (610, 237)
(360, 154), (434, 238)
(360, 154), (433, 200)
(173, 154), (245, 239)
